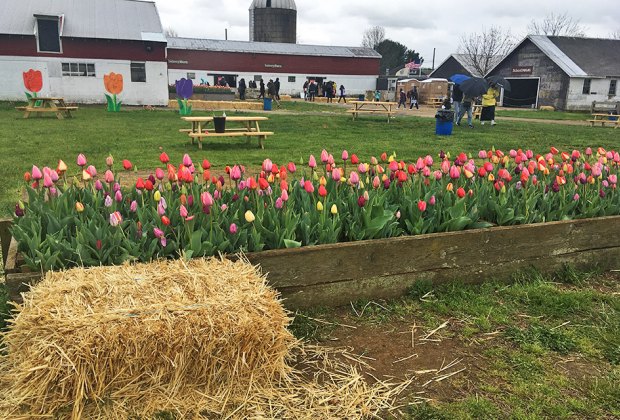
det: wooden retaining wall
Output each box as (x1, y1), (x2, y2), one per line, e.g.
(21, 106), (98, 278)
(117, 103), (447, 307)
(3, 216), (620, 308)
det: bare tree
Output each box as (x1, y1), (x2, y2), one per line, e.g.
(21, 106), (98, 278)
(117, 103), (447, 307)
(164, 27), (179, 38)
(527, 13), (587, 37)
(361, 26), (386, 50)
(457, 27), (514, 77)
(611, 30), (620, 40)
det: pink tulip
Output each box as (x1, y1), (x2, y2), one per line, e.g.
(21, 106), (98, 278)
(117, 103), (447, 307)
(304, 180), (314, 193)
(281, 189), (289, 201)
(201, 191), (214, 207)
(220, 204), (228, 211)
(43, 174), (53, 188)
(321, 149), (329, 163)
(87, 165), (97, 177)
(262, 159), (273, 173)
(50, 170), (59, 182)
(182, 154), (192, 167)
(478, 150), (487, 159)
(109, 211), (122, 227)
(328, 154), (335, 165)
(526, 150), (534, 159)
(429, 196), (436, 206)
(77, 153), (87, 167)
(229, 223), (238, 234)
(113, 182), (120, 192)
(349, 171), (360, 185)
(416, 158), (425, 171)
(434, 170), (443, 181)
(331, 168), (341, 182)
(573, 193), (580, 201)
(31, 165), (43, 180)
(106, 155), (114, 167)
(115, 190), (122, 202)
(441, 160), (450, 174)
(130, 200), (138, 212)
(592, 164), (602, 177)
(104, 170), (114, 183)
(155, 168), (164, 180)
(230, 165), (241, 181)
(214, 190), (221, 200)
(308, 155), (317, 168)
(180, 205), (188, 218)
(372, 176), (381, 189)
(95, 180), (103, 191)
(609, 174), (617, 185)
(509, 149), (517, 158)
(417, 200), (427, 212)
(342, 150), (349, 161)
(287, 162), (296, 173)
(275, 197), (284, 209)
(389, 161), (398, 172)
(358, 163), (367, 174)
(422, 167), (431, 177)
(449, 165), (460, 179)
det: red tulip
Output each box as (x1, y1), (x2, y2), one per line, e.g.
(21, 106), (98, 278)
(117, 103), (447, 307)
(161, 216), (170, 226)
(123, 159), (132, 170)
(550, 147), (559, 155)
(202, 159), (210, 169)
(304, 180), (314, 193)
(357, 195), (366, 207)
(287, 162), (297, 173)
(351, 154), (359, 164)
(318, 185), (327, 197)
(457, 187), (466, 198)
(380, 152), (387, 162)
(417, 200), (427, 212)
(24, 172), (32, 182)
(160, 152), (169, 164)
(136, 178), (145, 190)
(23, 69), (43, 93)
(258, 177), (269, 190)
(144, 180), (154, 191)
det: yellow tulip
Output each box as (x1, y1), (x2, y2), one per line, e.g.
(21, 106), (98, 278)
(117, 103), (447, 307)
(330, 204), (338, 215)
(316, 201), (324, 211)
(75, 202), (85, 212)
(319, 176), (327, 186)
(244, 210), (255, 223)
(154, 191), (161, 202)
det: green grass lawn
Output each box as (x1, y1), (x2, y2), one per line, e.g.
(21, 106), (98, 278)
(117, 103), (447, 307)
(496, 109), (590, 120)
(1, 101), (617, 216)
(291, 268), (620, 419)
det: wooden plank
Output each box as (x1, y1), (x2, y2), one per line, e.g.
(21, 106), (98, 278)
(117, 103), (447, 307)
(246, 216), (620, 289)
(0, 218), (12, 266)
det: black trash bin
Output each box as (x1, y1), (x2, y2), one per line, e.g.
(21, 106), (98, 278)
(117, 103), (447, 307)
(213, 116), (226, 133)
(435, 110), (454, 135)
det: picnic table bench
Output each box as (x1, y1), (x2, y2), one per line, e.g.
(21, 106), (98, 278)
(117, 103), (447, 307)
(347, 101), (395, 123)
(15, 97), (78, 119)
(426, 97), (445, 108)
(587, 113), (619, 128)
(181, 116), (273, 149)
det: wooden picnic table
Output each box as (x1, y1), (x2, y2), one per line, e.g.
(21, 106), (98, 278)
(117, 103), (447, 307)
(180, 116), (273, 149)
(427, 97), (445, 108)
(15, 97), (78, 119)
(588, 113), (619, 128)
(347, 101), (396, 123)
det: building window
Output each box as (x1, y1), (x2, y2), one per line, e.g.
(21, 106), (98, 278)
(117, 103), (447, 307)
(131, 62), (146, 83)
(36, 16), (61, 53)
(62, 62), (96, 77)
(254, 75), (262, 81)
(288, 76), (296, 83)
(187, 72), (196, 80)
(609, 80), (617, 96)
(582, 79), (591, 95)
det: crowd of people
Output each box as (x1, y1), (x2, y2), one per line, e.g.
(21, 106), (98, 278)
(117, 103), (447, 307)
(301, 80), (347, 103)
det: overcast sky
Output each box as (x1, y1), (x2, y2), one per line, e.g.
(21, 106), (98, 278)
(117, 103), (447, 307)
(154, 0), (620, 67)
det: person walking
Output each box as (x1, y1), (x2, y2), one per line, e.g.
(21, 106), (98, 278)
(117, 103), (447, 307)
(303, 80), (309, 101)
(325, 82), (334, 103)
(274, 77), (281, 100)
(452, 83), (464, 124)
(338, 84), (346, 103)
(258, 79), (265, 99)
(397, 89), (407, 108)
(408, 86), (419, 109)
(481, 83), (500, 126)
(267, 79), (280, 107)
(374, 90), (381, 102)
(456, 93), (475, 128)
(308, 80), (316, 101)
(238, 78), (246, 101)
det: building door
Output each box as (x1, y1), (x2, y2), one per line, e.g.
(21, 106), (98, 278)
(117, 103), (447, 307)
(503, 78), (540, 108)
(212, 74), (237, 88)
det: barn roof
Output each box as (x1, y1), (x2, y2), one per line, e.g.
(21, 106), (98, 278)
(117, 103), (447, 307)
(0, 0), (165, 43)
(167, 37), (382, 59)
(489, 35), (620, 78)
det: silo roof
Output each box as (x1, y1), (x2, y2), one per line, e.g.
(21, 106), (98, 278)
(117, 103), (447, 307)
(168, 37), (381, 59)
(250, 0), (297, 10)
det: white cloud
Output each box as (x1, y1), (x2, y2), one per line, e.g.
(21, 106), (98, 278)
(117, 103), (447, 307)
(154, 0), (620, 65)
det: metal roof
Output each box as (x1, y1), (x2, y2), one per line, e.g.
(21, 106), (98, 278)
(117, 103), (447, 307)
(0, 0), (165, 42)
(250, 0), (297, 10)
(167, 37), (382, 59)
(528, 35), (587, 77)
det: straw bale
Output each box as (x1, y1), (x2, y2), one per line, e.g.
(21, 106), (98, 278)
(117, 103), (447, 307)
(0, 258), (410, 419)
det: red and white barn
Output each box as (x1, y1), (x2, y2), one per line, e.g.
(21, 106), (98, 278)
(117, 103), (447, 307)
(0, 0), (168, 105)
(166, 38), (381, 96)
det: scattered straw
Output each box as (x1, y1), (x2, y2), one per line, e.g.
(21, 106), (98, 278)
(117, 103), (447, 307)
(0, 257), (410, 419)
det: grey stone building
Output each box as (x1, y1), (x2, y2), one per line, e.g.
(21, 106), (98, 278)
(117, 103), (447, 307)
(249, 0), (297, 44)
(487, 35), (620, 111)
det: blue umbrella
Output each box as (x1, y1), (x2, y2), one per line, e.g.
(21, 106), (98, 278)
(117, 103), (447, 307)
(449, 74), (471, 85)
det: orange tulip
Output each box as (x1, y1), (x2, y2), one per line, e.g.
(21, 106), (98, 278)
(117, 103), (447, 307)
(104, 72), (123, 95)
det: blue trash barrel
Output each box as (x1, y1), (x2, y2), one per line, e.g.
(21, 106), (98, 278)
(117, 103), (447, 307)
(263, 98), (272, 111)
(435, 110), (454, 136)
(358, 94), (365, 101)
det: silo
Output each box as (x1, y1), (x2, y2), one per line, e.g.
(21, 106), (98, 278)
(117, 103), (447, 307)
(249, 0), (297, 44)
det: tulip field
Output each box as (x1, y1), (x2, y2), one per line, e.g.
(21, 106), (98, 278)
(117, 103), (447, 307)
(1, 101), (619, 418)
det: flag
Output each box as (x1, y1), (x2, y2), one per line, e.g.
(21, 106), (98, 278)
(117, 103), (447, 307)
(405, 59), (421, 70)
